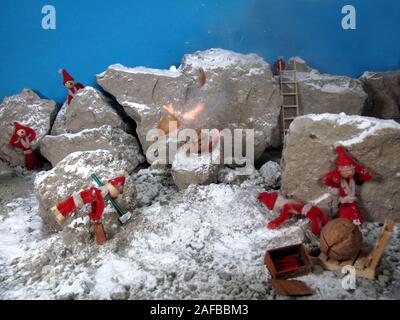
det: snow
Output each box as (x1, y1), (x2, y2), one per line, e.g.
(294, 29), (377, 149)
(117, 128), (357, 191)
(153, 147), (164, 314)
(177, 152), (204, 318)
(1, 169), (399, 300)
(182, 48), (268, 71)
(302, 113), (400, 146)
(103, 64), (182, 78)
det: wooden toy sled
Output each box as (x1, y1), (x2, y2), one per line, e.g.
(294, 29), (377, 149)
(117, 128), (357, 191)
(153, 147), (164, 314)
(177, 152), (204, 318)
(317, 219), (394, 280)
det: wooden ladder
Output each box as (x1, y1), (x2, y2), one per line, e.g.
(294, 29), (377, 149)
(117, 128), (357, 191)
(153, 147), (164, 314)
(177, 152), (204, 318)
(279, 61), (300, 137)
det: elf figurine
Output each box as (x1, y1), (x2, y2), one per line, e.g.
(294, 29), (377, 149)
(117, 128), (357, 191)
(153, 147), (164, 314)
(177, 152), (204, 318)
(258, 192), (330, 236)
(323, 145), (373, 225)
(58, 69), (84, 105)
(9, 122), (38, 170)
(51, 176), (126, 245)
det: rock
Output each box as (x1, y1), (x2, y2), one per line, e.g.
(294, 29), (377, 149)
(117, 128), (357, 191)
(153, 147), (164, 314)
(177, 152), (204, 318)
(281, 113), (400, 221)
(34, 150), (133, 231)
(360, 71), (400, 120)
(171, 147), (219, 190)
(119, 164), (176, 211)
(51, 87), (128, 135)
(283, 57), (367, 116)
(286, 56), (312, 72)
(97, 48), (283, 162)
(0, 89), (56, 166)
(183, 271), (195, 282)
(218, 272), (232, 281)
(40, 125), (145, 167)
(259, 161), (281, 188)
(217, 167), (250, 185)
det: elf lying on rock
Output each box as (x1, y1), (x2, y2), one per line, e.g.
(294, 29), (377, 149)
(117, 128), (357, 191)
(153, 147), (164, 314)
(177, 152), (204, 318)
(323, 145), (373, 225)
(51, 176), (125, 245)
(58, 69), (84, 105)
(258, 192), (330, 236)
(9, 122), (38, 170)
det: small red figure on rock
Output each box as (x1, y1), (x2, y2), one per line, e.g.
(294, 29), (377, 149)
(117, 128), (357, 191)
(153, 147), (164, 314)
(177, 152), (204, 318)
(258, 192), (330, 236)
(323, 145), (373, 225)
(58, 69), (84, 105)
(51, 176), (126, 245)
(9, 122), (39, 170)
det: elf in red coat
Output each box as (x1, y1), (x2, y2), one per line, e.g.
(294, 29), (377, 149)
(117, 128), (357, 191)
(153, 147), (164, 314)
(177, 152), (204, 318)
(323, 146), (373, 225)
(9, 122), (38, 170)
(51, 176), (126, 245)
(59, 69), (84, 105)
(258, 192), (330, 236)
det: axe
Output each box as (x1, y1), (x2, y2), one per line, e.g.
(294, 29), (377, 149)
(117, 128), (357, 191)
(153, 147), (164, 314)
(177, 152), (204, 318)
(91, 173), (132, 224)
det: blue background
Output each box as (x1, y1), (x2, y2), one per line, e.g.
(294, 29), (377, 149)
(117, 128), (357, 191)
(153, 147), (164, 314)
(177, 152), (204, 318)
(0, 0), (399, 104)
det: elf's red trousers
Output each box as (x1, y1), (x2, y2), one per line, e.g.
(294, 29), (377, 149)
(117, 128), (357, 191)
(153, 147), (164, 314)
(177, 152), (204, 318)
(56, 187), (105, 222)
(338, 202), (365, 224)
(24, 152), (38, 170)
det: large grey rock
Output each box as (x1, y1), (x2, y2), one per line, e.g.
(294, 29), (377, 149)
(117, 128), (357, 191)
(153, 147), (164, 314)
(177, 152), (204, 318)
(34, 150), (133, 231)
(281, 113), (400, 222)
(97, 48), (283, 162)
(259, 161), (281, 188)
(360, 71), (400, 120)
(0, 89), (56, 166)
(40, 125), (145, 167)
(171, 147), (220, 190)
(281, 57), (367, 116)
(51, 87), (128, 135)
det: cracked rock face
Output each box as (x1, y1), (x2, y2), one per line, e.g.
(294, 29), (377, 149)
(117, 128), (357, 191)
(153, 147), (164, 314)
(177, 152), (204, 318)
(97, 48), (283, 162)
(40, 125), (145, 167)
(361, 71), (400, 120)
(0, 89), (56, 166)
(281, 57), (367, 117)
(281, 113), (400, 222)
(51, 87), (128, 135)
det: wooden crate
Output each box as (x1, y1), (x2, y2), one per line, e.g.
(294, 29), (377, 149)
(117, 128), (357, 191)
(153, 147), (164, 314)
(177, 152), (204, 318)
(264, 243), (313, 279)
(318, 219), (394, 280)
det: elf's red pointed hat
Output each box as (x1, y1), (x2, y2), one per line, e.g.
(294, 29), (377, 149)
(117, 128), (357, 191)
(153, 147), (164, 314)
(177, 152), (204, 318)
(109, 176), (126, 188)
(335, 146), (358, 171)
(11, 122), (36, 140)
(58, 69), (74, 84)
(258, 192), (278, 210)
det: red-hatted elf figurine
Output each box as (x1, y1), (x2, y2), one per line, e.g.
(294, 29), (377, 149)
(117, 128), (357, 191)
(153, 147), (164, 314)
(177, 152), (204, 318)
(58, 69), (84, 105)
(258, 192), (330, 236)
(51, 176), (126, 245)
(323, 145), (373, 225)
(9, 122), (39, 170)
(273, 56), (286, 75)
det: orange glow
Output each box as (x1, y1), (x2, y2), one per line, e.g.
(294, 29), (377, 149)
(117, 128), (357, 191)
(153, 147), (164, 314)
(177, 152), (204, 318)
(182, 103), (204, 120)
(163, 103), (205, 122)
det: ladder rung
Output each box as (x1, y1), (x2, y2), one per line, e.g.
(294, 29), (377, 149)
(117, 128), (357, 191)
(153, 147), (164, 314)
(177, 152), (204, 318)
(282, 105), (298, 108)
(280, 69), (296, 73)
(280, 81), (297, 84)
(282, 92), (297, 96)
(283, 117), (296, 121)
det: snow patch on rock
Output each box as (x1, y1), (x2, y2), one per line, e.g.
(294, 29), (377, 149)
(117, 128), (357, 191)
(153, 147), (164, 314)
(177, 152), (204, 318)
(300, 113), (400, 146)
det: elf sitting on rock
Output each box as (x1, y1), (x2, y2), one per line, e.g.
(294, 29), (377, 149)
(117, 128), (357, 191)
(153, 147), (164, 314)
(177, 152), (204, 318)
(51, 176), (126, 245)
(323, 145), (373, 225)
(58, 69), (84, 105)
(258, 192), (330, 236)
(9, 122), (38, 170)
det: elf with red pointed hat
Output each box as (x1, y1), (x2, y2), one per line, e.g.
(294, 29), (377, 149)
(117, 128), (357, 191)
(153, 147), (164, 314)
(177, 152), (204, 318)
(258, 192), (330, 236)
(323, 145), (373, 225)
(51, 176), (126, 245)
(58, 69), (84, 105)
(9, 122), (38, 170)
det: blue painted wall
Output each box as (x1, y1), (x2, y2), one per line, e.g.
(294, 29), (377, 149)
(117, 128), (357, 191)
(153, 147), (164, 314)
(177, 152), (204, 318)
(0, 0), (399, 104)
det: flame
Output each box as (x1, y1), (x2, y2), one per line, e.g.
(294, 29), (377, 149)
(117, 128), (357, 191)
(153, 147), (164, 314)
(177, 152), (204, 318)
(182, 103), (204, 120)
(163, 103), (205, 122)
